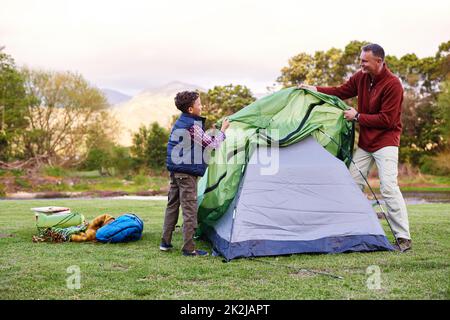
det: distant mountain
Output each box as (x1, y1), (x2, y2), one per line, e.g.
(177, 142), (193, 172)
(109, 81), (274, 146)
(101, 88), (132, 106)
(139, 81), (204, 96)
(111, 81), (206, 146)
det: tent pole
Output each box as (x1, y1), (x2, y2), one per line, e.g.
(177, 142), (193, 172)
(223, 208), (237, 263)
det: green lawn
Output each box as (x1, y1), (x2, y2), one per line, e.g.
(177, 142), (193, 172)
(0, 199), (449, 300)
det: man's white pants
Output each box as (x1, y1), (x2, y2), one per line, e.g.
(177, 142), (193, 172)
(349, 146), (411, 240)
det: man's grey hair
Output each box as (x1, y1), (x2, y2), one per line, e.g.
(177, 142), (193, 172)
(362, 44), (385, 61)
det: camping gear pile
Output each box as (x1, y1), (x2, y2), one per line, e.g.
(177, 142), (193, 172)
(31, 206), (144, 243)
(197, 88), (394, 260)
(32, 206), (87, 242)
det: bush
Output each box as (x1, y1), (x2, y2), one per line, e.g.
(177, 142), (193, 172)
(133, 174), (148, 185)
(14, 177), (31, 189)
(420, 152), (450, 176)
(111, 146), (134, 175)
(42, 165), (68, 177)
(83, 148), (109, 172)
(399, 146), (428, 167)
(82, 145), (134, 176)
(131, 122), (169, 170)
(10, 169), (24, 177)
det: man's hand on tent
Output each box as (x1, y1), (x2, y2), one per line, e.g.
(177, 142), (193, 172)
(297, 83), (317, 91)
(344, 107), (358, 121)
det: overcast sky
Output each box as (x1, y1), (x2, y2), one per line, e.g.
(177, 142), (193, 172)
(1, 0), (449, 95)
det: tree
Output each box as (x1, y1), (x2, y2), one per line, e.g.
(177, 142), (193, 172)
(0, 49), (31, 161)
(437, 80), (450, 144)
(277, 40), (450, 168)
(415, 78), (450, 176)
(277, 40), (369, 87)
(131, 122), (169, 170)
(431, 43), (450, 149)
(200, 84), (256, 128)
(386, 41), (450, 165)
(21, 68), (119, 167)
(399, 93), (444, 165)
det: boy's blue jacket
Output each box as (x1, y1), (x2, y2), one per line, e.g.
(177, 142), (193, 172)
(166, 113), (208, 176)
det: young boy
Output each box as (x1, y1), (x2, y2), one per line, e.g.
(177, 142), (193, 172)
(160, 91), (230, 256)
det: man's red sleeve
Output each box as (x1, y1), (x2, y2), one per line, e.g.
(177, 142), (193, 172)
(316, 74), (358, 100)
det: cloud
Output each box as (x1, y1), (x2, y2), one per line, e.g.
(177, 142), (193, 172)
(1, 0), (449, 94)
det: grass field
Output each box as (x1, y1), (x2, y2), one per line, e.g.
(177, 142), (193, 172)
(0, 199), (449, 300)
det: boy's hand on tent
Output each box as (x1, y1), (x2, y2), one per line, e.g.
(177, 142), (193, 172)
(298, 83), (317, 91)
(221, 118), (230, 132)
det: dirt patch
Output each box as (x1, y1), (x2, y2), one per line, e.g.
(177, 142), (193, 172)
(0, 176), (17, 193)
(402, 183), (450, 188)
(134, 190), (159, 196)
(289, 271), (316, 278)
(39, 192), (73, 199)
(110, 264), (130, 271)
(83, 190), (129, 197)
(3, 188), (170, 199)
(0, 171), (96, 194)
(0, 233), (14, 239)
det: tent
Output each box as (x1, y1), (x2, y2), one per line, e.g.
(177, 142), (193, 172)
(197, 88), (393, 260)
(202, 137), (393, 260)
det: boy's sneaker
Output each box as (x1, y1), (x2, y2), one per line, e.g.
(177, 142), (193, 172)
(182, 249), (209, 257)
(159, 242), (173, 251)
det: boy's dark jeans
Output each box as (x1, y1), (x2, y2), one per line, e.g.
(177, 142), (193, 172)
(161, 172), (198, 253)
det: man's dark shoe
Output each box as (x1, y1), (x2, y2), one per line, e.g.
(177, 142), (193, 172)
(182, 249), (209, 257)
(393, 238), (412, 252)
(159, 241), (173, 251)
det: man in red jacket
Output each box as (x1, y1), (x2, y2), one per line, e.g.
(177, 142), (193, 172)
(300, 44), (411, 251)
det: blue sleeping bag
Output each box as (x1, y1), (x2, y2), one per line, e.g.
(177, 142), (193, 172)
(96, 214), (144, 243)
